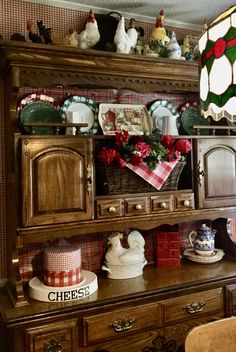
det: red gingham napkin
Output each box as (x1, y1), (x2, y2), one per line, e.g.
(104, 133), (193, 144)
(126, 160), (178, 190)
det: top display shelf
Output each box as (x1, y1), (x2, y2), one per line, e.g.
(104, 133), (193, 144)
(0, 40), (199, 93)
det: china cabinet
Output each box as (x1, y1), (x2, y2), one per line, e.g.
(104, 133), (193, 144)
(1, 40), (236, 352)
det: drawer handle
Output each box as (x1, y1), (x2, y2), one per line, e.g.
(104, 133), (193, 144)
(160, 202), (167, 209)
(184, 200), (190, 207)
(108, 206), (116, 213)
(185, 301), (206, 314)
(112, 318), (135, 332)
(135, 204), (142, 210)
(44, 337), (62, 352)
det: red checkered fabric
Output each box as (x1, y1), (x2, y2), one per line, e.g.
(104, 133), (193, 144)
(44, 268), (82, 287)
(126, 160), (178, 190)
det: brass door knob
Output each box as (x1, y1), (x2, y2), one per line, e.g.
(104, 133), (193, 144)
(108, 206), (116, 213)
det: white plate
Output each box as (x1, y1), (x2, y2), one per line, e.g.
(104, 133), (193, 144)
(183, 248), (224, 264)
(98, 103), (153, 135)
(60, 96), (98, 135)
(149, 100), (179, 135)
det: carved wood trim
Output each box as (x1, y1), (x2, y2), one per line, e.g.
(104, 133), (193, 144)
(0, 40), (199, 93)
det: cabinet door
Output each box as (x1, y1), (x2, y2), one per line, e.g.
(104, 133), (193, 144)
(194, 138), (236, 208)
(21, 137), (94, 226)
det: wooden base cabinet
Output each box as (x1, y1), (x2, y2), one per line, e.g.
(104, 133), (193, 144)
(1, 262), (236, 352)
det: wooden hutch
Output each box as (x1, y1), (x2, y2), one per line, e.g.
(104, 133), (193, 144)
(1, 40), (236, 352)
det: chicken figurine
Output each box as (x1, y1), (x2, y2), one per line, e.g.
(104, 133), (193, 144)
(127, 18), (138, 52)
(77, 9), (100, 49)
(149, 9), (170, 56)
(102, 231), (147, 279)
(51, 27), (78, 47)
(114, 16), (132, 54)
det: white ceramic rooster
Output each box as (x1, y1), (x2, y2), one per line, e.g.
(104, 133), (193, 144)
(127, 18), (138, 51)
(114, 17), (132, 54)
(77, 9), (100, 49)
(102, 231), (146, 279)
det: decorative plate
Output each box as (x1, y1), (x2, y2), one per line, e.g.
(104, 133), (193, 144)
(180, 102), (210, 135)
(60, 96), (98, 135)
(98, 103), (153, 135)
(183, 248), (224, 264)
(148, 100), (180, 135)
(17, 93), (59, 117)
(19, 100), (62, 135)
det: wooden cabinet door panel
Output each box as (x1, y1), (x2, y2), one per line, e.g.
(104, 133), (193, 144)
(194, 138), (236, 208)
(21, 137), (94, 226)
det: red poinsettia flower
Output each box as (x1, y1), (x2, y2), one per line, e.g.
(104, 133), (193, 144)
(160, 134), (175, 148)
(98, 147), (119, 165)
(130, 153), (143, 165)
(175, 139), (192, 153)
(136, 141), (151, 158)
(115, 130), (129, 145)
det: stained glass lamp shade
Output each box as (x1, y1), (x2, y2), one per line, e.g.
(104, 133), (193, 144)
(199, 5), (236, 122)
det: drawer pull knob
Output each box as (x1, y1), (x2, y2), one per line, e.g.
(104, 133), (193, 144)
(185, 301), (206, 314)
(44, 337), (62, 352)
(108, 207), (116, 213)
(184, 200), (190, 207)
(135, 204), (142, 210)
(112, 318), (135, 332)
(160, 202), (167, 209)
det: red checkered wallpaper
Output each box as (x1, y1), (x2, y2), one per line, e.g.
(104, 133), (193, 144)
(0, 0), (202, 282)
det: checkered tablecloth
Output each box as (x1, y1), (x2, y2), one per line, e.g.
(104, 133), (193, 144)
(126, 160), (178, 190)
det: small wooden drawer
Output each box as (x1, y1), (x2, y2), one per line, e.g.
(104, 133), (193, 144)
(175, 192), (195, 211)
(83, 302), (163, 345)
(161, 288), (223, 324)
(124, 196), (149, 216)
(96, 199), (123, 219)
(150, 194), (174, 213)
(25, 319), (78, 352)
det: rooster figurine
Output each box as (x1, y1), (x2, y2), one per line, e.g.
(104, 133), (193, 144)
(114, 16), (133, 54)
(127, 18), (138, 52)
(77, 9), (100, 49)
(102, 231), (146, 279)
(149, 9), (170, 56)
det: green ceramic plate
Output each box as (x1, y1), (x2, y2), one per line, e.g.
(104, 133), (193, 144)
(181, 107), (210, 135)
(20, 101), (62, 135)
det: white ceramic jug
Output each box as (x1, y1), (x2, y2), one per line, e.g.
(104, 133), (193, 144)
(160, 115), (179, 135)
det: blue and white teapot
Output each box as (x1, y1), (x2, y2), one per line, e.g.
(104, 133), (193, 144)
(189, 224), (216, 256)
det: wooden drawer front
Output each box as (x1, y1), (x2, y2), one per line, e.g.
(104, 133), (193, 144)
(96, 199), (123, 219)
(25, 319), (78, 352)
(162, 288), (223, 324)
(124, 197), (149, 216)
(150, 194), (174, 213)
(175, 192), (195, 211)
(225, 284), (236, 316)
(83, 303), (162, 345)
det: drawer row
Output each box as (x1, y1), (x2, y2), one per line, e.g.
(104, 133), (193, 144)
(96, 191), (195, 219)
(24, 287), (223, 351)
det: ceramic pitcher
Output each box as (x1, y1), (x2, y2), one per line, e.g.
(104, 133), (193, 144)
(189, 224), (216, 256)
(161, 115), (179, 135)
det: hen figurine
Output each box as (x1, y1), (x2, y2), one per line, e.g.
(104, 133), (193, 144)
(51, 27), (78, 47)
(77, 9), (100, 49)
(102, 230), (146, 279)
(114, 16), (132, 54)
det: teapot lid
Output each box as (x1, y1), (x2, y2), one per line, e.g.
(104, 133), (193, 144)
(200, 223), (209, 230)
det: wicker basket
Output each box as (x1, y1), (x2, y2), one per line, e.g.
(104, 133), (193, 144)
(97, 161), (186, 195)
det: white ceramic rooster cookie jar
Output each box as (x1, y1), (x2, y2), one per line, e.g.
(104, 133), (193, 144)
(102, 230), (147, 279)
